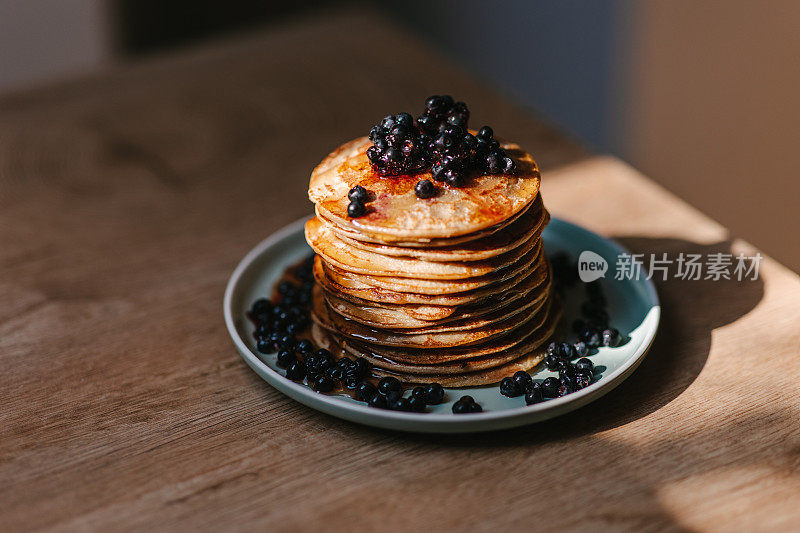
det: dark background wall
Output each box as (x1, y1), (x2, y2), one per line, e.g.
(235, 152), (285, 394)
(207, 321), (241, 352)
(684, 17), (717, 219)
(1, 0), (798, 272)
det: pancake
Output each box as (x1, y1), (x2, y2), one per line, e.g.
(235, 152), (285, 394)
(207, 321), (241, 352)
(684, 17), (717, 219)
(316, 197), (533, 248)
(305, 216), (540, 280)
(308, 136), (541, 242)
(324, 264), (550, 329)
(310, 300), (561, 387)
(304, 128), (558, 388)
(321, 239), (543, 295)
(311, 280), (552, 348)
(313, 296), (559, 370)
(313, 252), (546, 306)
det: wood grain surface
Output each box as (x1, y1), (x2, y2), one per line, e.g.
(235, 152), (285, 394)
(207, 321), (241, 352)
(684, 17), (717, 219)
(2, 11), (799, 533)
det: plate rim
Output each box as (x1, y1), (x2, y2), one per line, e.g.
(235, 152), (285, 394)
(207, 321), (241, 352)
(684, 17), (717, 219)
(223, 216), (660, 433)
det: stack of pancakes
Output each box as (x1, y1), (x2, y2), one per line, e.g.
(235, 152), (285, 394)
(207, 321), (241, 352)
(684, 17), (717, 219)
(305, 137), (560, 387)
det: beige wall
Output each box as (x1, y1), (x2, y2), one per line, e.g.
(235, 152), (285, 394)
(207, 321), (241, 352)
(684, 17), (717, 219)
(622, 1), (800, 272)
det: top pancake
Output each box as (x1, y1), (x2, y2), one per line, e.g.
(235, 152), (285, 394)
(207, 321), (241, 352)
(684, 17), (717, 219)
(308, 136), (541, 242)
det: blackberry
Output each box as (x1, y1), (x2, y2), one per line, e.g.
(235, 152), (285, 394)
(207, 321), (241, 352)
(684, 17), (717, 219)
(415, 179), (436, 199)
(367, 113), (429, 176)
(417, 95), (469, 137)
(475, 125), (515, 174)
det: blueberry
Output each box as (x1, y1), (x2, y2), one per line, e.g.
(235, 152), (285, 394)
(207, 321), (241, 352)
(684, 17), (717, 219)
(559, 363), (576, 381)
(278, 334), (296, 351)
(368, 393), (389, 409)
(408, 396), (427, 413)
(313, 376), (335, 393)
(513, 371), (533, 392)
(256, 338), (273, 354)
(276, 349), (296, 368)
(325, 366), (344, 381)
(545, 353), (563, 372)
(575, 358), (594, 373)
(378, 376), (402, 396)
(347, 200), (366, 218)
(277, 281), (294, 295)
(353, 358), (369, 378)
(342, 377), (359, 390)
(525, 383), (544, 405)
(558, 377), (575, 397)
(296, 339), (314, 354)
(546, 341), (558, 357)
(500, 377), (521, 397)
(573, 341), (589, 358)
(452, 395), (481, 414)
(381, 388), (402, 403)
(556, 342), (576, 360)
(424, 383), (445, 404)
(268, 331), (282, 347)
(411, 386), (427, 400)
(602, 328), (621, 347)
(391, 398), (411, 412)
(541, 377), (561, 398)
(477, 126), (493, 140)
(355, 381), (378, 401)
(574, 370), (593, 389)
(415, 179), (436, 199)
(285, 360), (306, 381)
(579, 327), (602, 348)
(255, 322), (271, 338)
(314, 348), (332, 361)
(348, 185), (368, 203)
(252, 298), (271, 313)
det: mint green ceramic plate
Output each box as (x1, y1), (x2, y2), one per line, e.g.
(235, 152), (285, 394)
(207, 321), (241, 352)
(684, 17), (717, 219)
(223, 216), (659, 433)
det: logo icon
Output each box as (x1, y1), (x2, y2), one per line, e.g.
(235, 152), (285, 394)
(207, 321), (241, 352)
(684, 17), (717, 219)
(578, 250), (608, 282)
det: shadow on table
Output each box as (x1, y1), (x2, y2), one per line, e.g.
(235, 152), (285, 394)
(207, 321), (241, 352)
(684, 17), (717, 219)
(404, 237), (764, 443)
(379, 237), (768, 529)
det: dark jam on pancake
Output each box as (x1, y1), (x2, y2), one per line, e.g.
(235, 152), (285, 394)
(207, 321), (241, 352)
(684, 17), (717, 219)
(247, 254), (448, 412)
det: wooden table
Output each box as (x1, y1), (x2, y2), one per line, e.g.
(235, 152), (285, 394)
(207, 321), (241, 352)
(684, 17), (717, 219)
(3, 11), (799, 532)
